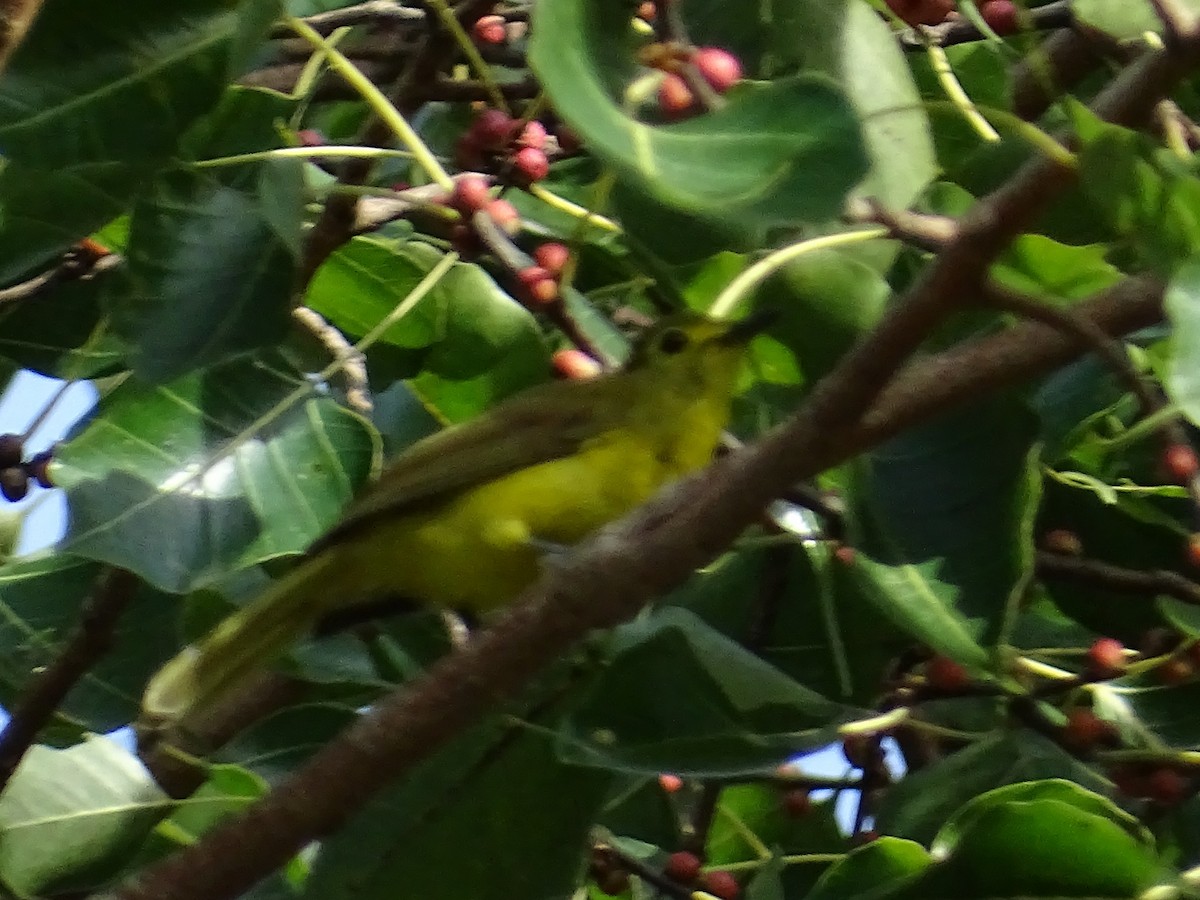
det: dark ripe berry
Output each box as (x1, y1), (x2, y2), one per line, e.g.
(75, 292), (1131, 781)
(657, 73), (695, 118)
(555, 124), (582, 153)
(637, 2), (657, 22)
(471, 108), (516, 150)
(552, 349), (602, 380)
(1062, 708), (1114, 754)
(1147, 767), (1189, 805)
(0, 467), (28, 503)
(1041, 528), (1083, 556)
(25, 451), (53, 490)
(512, 146), (550, 184)
(473, 14), (506, 44)
(1110, 765), (1150, 798)
(1157, 655), (1195, 685)
(664, 851), (702, 884)
(595, 868), (630, 896)
(658, 773), (683, 793)
(1086, 637), (1126, 679)
(297, 128), (324, 147)
(452, 174), (492, 214)
(1140, 627), (1181, 658)
(0, 433), (22, 468)
(925, 655), (968, 691)
(517, 120), (548, 150)
(453, 135), (485, 171)
(486, 199), (521, 235)
(534, 242), (571, 274)
(693, 47), (742, 94)
(1165, 443), (1200, 482)
(450, 223), (482, 256)
(833, 544), (856, 565)
(842, 735), (874, 768)
(979, 0), (1018, 34)
(701, 870), (740, 900)
(782, 788), (812, 818)
(853, 829), (880, 846)
(1188, 533), (1200, 570)
(885, 0), (955, 26)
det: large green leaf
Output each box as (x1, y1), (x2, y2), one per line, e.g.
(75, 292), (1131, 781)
(55, 353), (379, 593)
(559, 608), (848, 775)
(0, 0), (282, 282)
(528, 0), (867, 234)
(0, 737), (168, 898)
(1074, 0), (1200, 39)
(304, 716), (610, 900)
(1165, 258), (1200, 427)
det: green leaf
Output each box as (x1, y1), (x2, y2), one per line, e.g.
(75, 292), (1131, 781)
(805, 837), (930, 900)
(923, 787), (1165, 898)
(1073, 0), (1200, 39)
(875, 732), (1112, 844)
(55, 354), (379, 593)
(113, 170), (297, 381)
(0, 554), (178, 731)
(560, 608), (848, 775)
(528, 0), (867, 233)
(0, 737), (168, 898)
(305, 719), (610, 900)
(0, 0), (282, 280)
(1165, 257), (1200, 427)
(306, 238), (549, 423)
(993, 235), (1122, 300)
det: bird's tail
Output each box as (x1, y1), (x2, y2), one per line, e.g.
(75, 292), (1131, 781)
(141, 555), (337, 727)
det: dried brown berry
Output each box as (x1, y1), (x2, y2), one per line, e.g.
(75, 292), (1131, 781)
(0, 433), (22, 468)
(0, 467), (28, 502)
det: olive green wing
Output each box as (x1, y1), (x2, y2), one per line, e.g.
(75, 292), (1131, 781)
(309, 377), (613, 553)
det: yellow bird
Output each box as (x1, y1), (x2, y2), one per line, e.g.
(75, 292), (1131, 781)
(142, 310), (771, 725)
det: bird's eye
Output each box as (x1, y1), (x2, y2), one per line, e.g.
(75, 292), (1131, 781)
(658, 328), (689, 355)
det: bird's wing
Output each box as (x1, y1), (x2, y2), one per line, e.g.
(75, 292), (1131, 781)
(309, 376), (611, 553)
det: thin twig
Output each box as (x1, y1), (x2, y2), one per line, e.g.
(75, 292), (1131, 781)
(292, 307), (373, 415)
(0, 568), (138, 793)
(1036, 551), (1200, 606)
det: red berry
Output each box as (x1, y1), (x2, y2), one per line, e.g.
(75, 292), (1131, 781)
(534, 242), (571, 274)
(473, 14), (506, 44)
(0, 467), (28, 503)
(517, 120), (548, 150)
(657, 73), (695, 119)
(1187, 534), (1200, 570)
(1041, 528), (1083, 556)
(512, 146), (550, 184)
(1086, 637), (1126, 679)
(552, 349), (603, 381)
(1062, 708), (1114, 753)
(471, 109), (516, 150)
(701, 870), (740, 900)
(1158, 656), (1195, 685)
(486, 199), (521, 235)
(925, 656), (968, 691)
(665, 851), (702, 883)
(833, 544), (856, 565)
(782, 788), (812, 818)
(1147, 767), (1189, 805)
(297, 128), (323, 147)
(885, 0), (955, 26)
(658, 773), (683, 793)
(637, 2), (657, 22)
(451, 174), (491, 214)
(524, 275), (559, 305)
(980, 0), (1018, 34)
(1165, 443), (1200, 483)
(693, 47), (742, 94)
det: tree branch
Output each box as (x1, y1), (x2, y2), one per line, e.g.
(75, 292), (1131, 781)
(0, 567), (137, 793)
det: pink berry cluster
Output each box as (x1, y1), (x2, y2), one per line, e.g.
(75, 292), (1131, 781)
(455, 109), (552, 188)
(652, 46), (743, 120)
(886, 0), (1017, 34)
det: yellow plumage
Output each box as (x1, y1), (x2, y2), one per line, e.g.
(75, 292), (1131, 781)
(142, 311), (768, 725)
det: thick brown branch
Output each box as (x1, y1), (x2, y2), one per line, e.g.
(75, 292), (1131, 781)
(0, 568), (137, 793)
(1036, 551), (1200, 606)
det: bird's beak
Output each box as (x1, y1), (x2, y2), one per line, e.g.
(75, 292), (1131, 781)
(717, 308), (778, 345)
